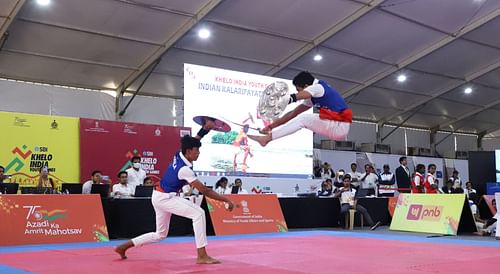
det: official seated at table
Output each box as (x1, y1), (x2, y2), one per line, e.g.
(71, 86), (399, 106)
(82, 170), (104, 194)
(215, 177), (229, 194)
(225, 178), (248, 194)
(0, 165), (8, 183)
(143, 176), (153, 186)
(112, 171), (134, 198)
(334, 174), (380, 230)
(37, 166), (54, 190)
(318, 179), (333, 197)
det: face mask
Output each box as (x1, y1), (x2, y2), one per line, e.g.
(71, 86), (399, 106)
(133, 163), (141, 169)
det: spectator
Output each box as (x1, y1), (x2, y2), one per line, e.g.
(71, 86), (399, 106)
(424, 164), (438, 194)
(112, 171), (134, 197)
(226, 178), (248, 194)
(321, 162), (334, 179)
(0, 165), (6, 183)
(143, 177), (153, 186)
(378, 164), (396, 197)
(313, 166), (322, 178)
(412, 164), (425, 193)
(334, 169), (346, 188)
(441, 180), (456, 194)
(318, 180), (333, 196)
(82, 170), (103, 194)
(215, 177), (229, 195)
(334, 174), (380, 230)
(360, 164), (378, 196)
(465, 181), (479, 204)
(347, 163), (362, 188)
(126, 156), (147, 191)
(37, 166), (54, 190)
(475, 199), (498, 236)
(448, 170), (463, 190)
(395, 156), (411, 193)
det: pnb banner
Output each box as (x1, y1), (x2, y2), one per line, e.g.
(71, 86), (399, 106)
(206, 194), (287, 235)
(80, 118), (190, 183)
(0, 194), (108, 246)
(390, 194), (465, 235)
(0, 111), (80, 187)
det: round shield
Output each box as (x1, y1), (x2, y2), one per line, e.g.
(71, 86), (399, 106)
(257, 81), (290, 121)
(193, 115), (231, 132)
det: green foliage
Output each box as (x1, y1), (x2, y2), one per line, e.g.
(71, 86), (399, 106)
(211, 131), (238, 144)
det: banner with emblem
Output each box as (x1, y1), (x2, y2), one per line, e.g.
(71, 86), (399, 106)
(79, 118), (190, 184)
(390, 194), (466, 235)
(0, 194), (108, 246)
(0, 111), (80, 188)
(206, 194), (287, 235)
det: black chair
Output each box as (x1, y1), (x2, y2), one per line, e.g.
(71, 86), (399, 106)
(0, 183), (19, 194)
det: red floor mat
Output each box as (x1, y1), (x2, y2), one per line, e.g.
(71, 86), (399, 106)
(1, 235), (500, 274)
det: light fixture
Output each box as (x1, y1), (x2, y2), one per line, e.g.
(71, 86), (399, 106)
(464, 87), (472, 94)
(198, 28), (210, 39)
(36, 0), (51, 6)
(313, 54), (322, 61)
(397, 74), (407, 83)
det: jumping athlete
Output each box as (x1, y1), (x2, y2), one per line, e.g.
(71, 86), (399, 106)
(249, 71), (352, 146)
(114, 118), (235, 264)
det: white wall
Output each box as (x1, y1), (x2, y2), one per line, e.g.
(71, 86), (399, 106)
(0, 79), (115, 120)
(120, 95), (182, 126)
(482, 138), (500, 151)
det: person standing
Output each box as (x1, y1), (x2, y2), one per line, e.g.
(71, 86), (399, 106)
(424, 164), (439, 194)
(395, 157), (411, 193)
(412, 164), (425, 194)
(378, 164), (396, 197)
(347, 163), (363, 189)
(126, 156), (147, 191)
(360, 164), (378, 196)
(114, 119), (235, 264)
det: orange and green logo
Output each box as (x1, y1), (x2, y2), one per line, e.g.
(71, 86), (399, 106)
(5, 145), (32, 173)
(34, 209), (67, 221)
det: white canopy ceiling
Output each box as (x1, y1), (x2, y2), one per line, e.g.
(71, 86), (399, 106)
(1, 0), (500, 137)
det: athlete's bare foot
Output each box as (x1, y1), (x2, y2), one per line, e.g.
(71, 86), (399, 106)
(248, 134), (271, 147)
(114, 240), (134, 259)
(196, 256), (221, 264)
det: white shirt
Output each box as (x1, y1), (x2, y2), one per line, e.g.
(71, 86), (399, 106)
(82, 180), (93, 194)
(465, 188), (477, 198)
(177, 152), (197, 183)
(215, 186), (227, 195)
(379, 172), (395, 194)
(348, 171), (363, 187)
(126, 167), (147, 189)
(361, 173), (378, 189)
(339, 187), (356, 206)
(112, 183), (135, 197)
(321, 169), (333, 179)
(302, 79), (324, 107)
(450, 176), (462, 188)
(224, 188), (249, 194)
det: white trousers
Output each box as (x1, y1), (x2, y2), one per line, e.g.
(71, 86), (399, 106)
(272, 113), (350, 141)
(132, 190), (208, 248)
